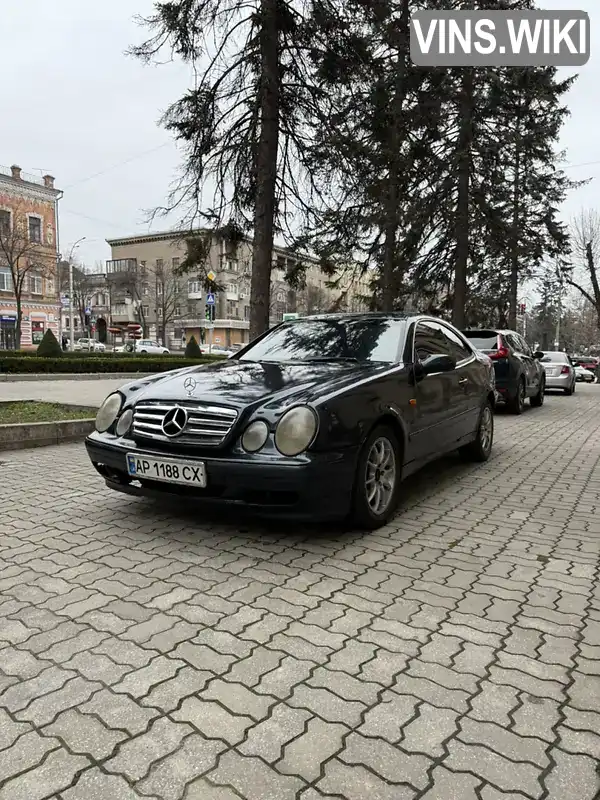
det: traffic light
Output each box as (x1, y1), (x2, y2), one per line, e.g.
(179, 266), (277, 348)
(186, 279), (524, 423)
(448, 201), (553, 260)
(205, 304), (215, 322)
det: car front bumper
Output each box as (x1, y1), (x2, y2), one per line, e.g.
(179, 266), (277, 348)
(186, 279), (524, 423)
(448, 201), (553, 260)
(85, 432), (357, 521)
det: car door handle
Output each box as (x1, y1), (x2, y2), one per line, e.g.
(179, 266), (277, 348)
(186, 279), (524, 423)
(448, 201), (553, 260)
(458, 378), (468, 386)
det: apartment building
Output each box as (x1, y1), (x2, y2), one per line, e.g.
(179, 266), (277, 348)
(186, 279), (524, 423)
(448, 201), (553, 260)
(105, 229), (371, 348)
(0, 165), (61, 349)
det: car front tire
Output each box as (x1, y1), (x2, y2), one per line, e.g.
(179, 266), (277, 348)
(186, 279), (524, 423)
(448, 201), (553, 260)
(508, 379), (526, 415)
(460, 400), (494, 462)
(530, 377), (545, 407)
(351, 425), (402, 530)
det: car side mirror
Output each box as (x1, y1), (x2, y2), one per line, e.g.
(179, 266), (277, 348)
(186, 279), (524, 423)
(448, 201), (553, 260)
(533, 351), (544, 359)
(415, 354), (457, 377)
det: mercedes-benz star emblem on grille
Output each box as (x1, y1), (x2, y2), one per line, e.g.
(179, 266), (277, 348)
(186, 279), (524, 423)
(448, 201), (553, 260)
(161, 406), (188, 437)
(184, 376), (197, 394)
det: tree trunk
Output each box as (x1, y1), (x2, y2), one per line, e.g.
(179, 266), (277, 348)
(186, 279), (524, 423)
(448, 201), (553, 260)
(508, 101), (523, 330)
(381, 0), (409, 312)
(249, 0), (280, 341)
(508, 147), (521, 330)
(586, 242), (600, 330)
(452, 69), (474, 329)
(15, 300), (22, 350)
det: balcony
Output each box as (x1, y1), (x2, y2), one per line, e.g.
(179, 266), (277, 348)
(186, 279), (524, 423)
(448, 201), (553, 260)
(106, 259), (138, 277)
(225, 290), (239, 301)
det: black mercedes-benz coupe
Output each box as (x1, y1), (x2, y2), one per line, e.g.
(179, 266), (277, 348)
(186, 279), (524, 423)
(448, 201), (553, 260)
(86, 313), (496, 529)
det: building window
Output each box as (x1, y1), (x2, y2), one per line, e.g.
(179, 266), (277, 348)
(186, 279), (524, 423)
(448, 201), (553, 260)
(97, 293), (105, 306)
(142, 305), (149, 317)
(114, 303), (127, 315)
(225, 258), (238, 272)
(0, 210), (10, 235)
(142, 283), (149, 296)
(29, 272), (43, 294)
(156, 258), (164, 270)
(28, 217), (42, 243)
(188, 280), (202, 295)
(174, 306), (181, 317)
(172, 257), (180, 270)
(244, 305), (250, 320)
(0, 267), (12, 291)
(31, 319), (45, 344)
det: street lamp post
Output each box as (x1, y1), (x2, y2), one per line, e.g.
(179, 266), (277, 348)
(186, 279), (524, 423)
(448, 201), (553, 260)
(67, 237), (86, 351)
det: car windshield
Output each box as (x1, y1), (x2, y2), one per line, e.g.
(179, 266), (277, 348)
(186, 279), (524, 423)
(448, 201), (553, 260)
(239, 318), (406, 363)
(541, 352), (569, 363)
(462, 332), (499, 351)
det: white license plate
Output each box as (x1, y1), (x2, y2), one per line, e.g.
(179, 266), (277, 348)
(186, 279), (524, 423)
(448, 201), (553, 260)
(544, 368), (558, 376)
(126, 453), (207, 487)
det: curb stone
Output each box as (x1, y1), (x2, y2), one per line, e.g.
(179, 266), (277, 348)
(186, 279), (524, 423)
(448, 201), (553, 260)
(0, 373), (153, 381)
(0, 418), (95, 451)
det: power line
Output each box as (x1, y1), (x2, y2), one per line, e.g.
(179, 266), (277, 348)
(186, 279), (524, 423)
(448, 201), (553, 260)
(563, 159), (600, 170)
(61, 143), (173, 190)
(60, 207), (133, 231)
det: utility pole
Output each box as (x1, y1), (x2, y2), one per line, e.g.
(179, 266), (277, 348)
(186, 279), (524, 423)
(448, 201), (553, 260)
(67, 237), (85, 351)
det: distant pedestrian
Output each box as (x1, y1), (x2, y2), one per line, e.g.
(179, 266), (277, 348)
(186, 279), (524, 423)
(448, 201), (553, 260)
(61, 334), (68, 352)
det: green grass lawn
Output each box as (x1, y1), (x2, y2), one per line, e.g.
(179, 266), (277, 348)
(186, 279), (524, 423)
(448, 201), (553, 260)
(0, 401), (97, 424)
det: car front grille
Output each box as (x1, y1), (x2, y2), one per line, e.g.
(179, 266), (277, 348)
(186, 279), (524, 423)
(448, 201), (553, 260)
(132, 401), (238, 446)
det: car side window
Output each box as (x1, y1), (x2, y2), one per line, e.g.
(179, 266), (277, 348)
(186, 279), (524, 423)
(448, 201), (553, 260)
(504, 333), (520, 351)
(414, 321), (453, 363)
(438, 325), (472, 363)
(518, 337), (532, 356)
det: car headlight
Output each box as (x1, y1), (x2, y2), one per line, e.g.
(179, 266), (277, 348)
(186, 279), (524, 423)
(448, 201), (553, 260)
(241, 420), (269, 453)
(274, 406), (317, 457)
(116, 408), (133, 437)
(95, 393), (123, 433)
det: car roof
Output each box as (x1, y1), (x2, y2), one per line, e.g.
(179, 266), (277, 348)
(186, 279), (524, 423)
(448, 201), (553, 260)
(462, 328), (517, 335)
(283, 311), (431, 323)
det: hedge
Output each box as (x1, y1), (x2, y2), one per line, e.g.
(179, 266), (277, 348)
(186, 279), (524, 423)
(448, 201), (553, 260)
(0, 356), (224, 374)
(0, 350), (198, 358)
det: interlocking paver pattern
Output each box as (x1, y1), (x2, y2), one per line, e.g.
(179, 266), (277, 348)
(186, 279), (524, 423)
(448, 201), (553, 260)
(0, 385), (599, 799)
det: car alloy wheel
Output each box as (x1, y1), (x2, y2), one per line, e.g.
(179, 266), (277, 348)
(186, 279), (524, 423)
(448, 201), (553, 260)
(509, 380), (525, 414)
(365, 436), (397, 517)
(530, 377), (545, 408)
(460, 399), (494, 462)
(351, 424), (401, 529)
(479, 405), (493, 453)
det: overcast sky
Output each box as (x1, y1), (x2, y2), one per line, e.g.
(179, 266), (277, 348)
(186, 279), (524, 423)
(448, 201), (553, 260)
(2, 0), (597, 269)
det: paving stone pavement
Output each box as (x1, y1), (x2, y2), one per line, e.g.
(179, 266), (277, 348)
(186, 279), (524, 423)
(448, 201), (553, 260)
(0, 385), (599, 800)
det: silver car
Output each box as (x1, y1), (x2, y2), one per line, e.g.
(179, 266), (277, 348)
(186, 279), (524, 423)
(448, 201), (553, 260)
(540, 351), (576, 394)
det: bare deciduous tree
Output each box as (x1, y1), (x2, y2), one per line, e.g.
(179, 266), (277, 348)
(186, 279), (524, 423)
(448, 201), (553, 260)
(0, 200), (54, 348)
(564, 210), (600, 330)
(58, 259), (93, 334)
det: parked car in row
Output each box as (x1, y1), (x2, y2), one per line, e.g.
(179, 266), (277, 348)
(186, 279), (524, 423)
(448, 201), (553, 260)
(86, 313), (496, 529)
(74, 337), (105, 352)
(116, 340), (170, 355)
(539, 351), (576, 394)
(461, 328), (545, 414)
(200, 344), (236, 357)
(574, 364), (596, 383)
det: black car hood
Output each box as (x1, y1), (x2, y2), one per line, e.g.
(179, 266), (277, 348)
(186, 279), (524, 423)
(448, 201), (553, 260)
(121, 359), (395, 412)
